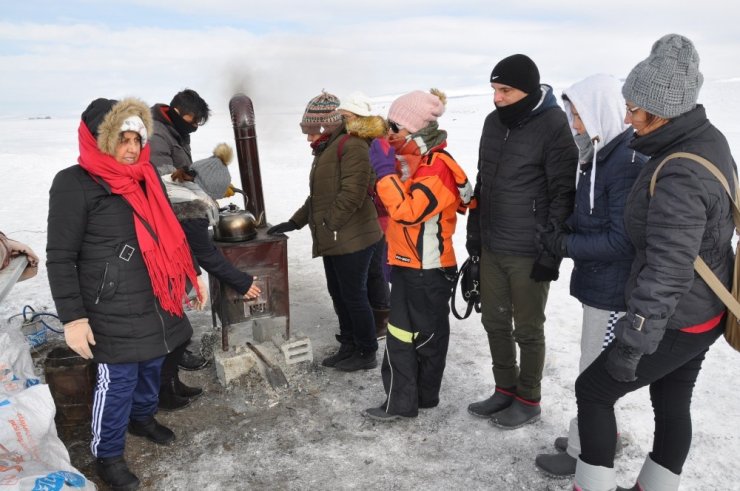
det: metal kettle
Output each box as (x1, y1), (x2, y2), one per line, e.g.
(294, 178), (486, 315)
(213, 204), (257, 242)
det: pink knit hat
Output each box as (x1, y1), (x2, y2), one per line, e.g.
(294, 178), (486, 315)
(388, 90), (446, 133)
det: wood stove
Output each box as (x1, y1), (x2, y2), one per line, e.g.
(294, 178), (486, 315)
(209, 94), (289, 350)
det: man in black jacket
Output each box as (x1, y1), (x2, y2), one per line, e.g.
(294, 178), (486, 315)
(466, 54), (578, 429)
(149, 88), (212, 410)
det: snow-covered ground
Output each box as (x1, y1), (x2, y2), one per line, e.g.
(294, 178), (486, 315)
(1, 82), (739, 490)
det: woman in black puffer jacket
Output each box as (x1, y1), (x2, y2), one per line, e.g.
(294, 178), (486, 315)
(47, 97), (205, 491)
(573, 35), (736, 491)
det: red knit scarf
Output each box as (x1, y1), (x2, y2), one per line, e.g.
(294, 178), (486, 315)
(77, 122), (197, 316)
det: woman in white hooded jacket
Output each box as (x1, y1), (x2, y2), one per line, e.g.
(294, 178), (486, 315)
(534, 74), (646, 477)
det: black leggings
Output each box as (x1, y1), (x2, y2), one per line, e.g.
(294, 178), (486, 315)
(575, 326), (722, 474)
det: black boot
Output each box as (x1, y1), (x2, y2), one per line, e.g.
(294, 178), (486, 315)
(128, 417), (175, 445)
(96, 456), (140, 491)
(334, 350), (378, 372)
(488, 397), (541, 429)
(175, 374), (203, 399)
(158, 378), (191, 411)
(322, 343), (356, 367)
(535, 451), (577, 477)
(372, 308), (390, 339)
(178, 348), (209, 371)
(467, 387), (515, 418)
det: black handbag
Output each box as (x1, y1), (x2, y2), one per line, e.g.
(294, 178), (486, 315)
(452, 255), (481, 320)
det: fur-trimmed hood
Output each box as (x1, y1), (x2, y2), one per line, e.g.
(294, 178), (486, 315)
(346, 115), (387, 140)
(81, 98), (154, 156)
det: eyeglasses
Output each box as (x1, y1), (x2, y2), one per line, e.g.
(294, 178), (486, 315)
(625, 105), (641, 115)
(388, 120), (403, 133)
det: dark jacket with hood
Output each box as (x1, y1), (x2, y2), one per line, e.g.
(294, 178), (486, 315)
(290, 116), (384, 257)
(621, 105), (736, 354)
(150, 103), (193, 175)
(468, 85), (578, 256)
(566, 129), (645, 311)
(46, 98), (192, 364)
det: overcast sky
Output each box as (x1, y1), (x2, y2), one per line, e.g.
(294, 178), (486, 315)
(2, 0), (739, 118)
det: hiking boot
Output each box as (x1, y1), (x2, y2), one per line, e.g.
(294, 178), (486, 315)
(334, 350), (378, 372)
(488, 397), (541, 429)
(158, 379), (191, 412)
(96, 456), (140, 491)
(178, 348), (209, 371)
(467, 388), (515, 418)
(363, 406), (415, 422)
(535, 451), (577, 478)
(555, 434), (624, 457)
(322, 343), (356, 367)
(174, 375), (203, 399)
(128, 417), (175, 445)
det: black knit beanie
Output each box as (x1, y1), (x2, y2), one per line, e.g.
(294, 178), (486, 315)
(489, 54), (540, 94)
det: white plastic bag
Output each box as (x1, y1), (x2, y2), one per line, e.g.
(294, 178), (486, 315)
(0, 332), (95, 490)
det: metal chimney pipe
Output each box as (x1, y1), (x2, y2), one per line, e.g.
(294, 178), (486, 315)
(229, 94), (266, 227)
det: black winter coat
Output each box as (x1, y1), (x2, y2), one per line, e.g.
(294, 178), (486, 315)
(567, 129), (646, 311)
(47, 165), (192, 364)
(623, 105), (736, 337)
(468, 86), (578, 256)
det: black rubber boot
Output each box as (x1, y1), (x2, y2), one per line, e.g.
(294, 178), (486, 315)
(128, 417), (175, 445)
(175, 374), (203, 399)
(488, 397), (541, 429)
(178, 348), (209, 371)
(467, 388), (515, 418)
(158, 379), (191, 411)
(96, 456), (140, 491)
(334, 350), (378, 372)
(322, 343), (356, 367)
(554, 436), (568, 452)
(535, 451), (577, 478)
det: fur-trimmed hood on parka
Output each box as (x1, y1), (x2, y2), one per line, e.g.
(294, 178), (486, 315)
(346, 115), (387, 140)
(81, 97), (154, 156)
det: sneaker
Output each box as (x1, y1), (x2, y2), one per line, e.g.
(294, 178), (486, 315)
(96, 456), (140, 491)
(128, 417), (175, 445)
(334, 350), (378, 372)
(535, 451), (577, 478)
(363, 406), (415, 422)
(467, 387), (515, 418)
(178, 348), (209, 371)
(488, 397), (541, 429)
(322, 343), (356, 367)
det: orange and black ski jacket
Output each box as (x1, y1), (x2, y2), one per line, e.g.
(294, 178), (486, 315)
(376, 149), (475, 270)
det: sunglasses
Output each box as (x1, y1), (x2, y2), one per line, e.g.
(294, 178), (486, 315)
(388, 120), (403, 133)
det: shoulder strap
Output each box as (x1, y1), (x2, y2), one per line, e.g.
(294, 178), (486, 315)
(650, 152), (740, 318)
(336, 134), (352, 160)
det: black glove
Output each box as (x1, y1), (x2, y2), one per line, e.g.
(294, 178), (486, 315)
(536, 222), (569, 257)
(267, 220), (297, 235)
(604, 341), (642, 382)
(529, 251), (561, 282)
(465, 233), (481, 257)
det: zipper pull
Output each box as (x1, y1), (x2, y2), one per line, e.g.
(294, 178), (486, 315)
(333, 231), (337, 241)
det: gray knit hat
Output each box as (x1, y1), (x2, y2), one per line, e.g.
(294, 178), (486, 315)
(192, 143), (233, 200)
(622, 33), (703, 119)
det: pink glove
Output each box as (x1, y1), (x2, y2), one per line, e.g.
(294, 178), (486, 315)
(64, 318), (95, 359)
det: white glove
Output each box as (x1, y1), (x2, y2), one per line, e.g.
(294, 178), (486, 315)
(193, 275), (209, 311)
(64, 318), (95, 359)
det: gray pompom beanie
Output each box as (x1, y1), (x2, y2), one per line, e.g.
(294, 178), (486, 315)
(192, 143), (233, 200)
(622, 33), (703, 119)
